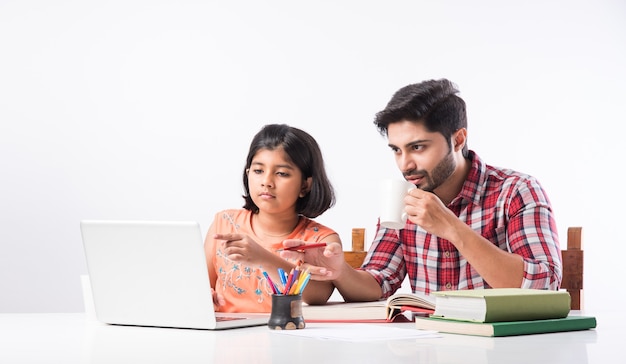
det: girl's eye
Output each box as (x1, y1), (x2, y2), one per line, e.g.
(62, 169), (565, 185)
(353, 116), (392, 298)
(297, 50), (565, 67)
(252, 169), (263, 174)
(276, 171), (290, 177)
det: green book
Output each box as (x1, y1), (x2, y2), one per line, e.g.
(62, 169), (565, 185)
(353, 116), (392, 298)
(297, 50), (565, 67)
(415, 315), (597, 337)
(431, 288), (571, 322)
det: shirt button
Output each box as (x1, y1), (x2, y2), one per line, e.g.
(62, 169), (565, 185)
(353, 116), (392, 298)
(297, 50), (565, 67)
(444, 251), (450, 258)
(445, 283), (452, 289)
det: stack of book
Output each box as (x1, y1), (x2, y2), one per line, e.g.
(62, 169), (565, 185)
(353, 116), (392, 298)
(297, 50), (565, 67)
(301, 288), (597, 337)
(413, 288), (597, 337)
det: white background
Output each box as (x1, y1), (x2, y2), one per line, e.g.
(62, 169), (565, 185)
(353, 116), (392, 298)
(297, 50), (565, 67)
(1, 0), (624, 313)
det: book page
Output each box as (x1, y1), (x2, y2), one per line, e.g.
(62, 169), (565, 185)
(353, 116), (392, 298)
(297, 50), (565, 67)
(270, 324), (440, 342)
(387, 292), (436, 309)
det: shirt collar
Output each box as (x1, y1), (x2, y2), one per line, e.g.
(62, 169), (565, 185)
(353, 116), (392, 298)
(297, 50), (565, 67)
(451, 150), (485, 207)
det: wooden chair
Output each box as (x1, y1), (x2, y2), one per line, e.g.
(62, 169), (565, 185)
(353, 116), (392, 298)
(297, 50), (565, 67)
(342, 226), (584, 310)
(344, 228), (367, 268)
(561, 226), (584, 310)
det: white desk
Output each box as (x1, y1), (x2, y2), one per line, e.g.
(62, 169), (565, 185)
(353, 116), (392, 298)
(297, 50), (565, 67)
(0, 311), (619, 364)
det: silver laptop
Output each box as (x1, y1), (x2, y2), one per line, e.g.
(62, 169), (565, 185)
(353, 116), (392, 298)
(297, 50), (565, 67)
(80, 220), (269, 330)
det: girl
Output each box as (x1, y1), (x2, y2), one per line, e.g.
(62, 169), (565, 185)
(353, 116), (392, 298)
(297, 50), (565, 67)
(204, 124), (340, 313)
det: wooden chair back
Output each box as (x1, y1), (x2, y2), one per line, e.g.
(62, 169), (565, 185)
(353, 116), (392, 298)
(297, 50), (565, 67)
(561, 226), (584, 310)
(344, 228), (367, 268)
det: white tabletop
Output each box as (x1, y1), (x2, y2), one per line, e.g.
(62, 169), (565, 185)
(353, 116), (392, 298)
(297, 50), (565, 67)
(0, 310), (620, 364)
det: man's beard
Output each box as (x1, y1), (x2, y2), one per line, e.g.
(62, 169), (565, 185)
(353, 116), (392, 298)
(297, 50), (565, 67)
(405, 149), (455, 193)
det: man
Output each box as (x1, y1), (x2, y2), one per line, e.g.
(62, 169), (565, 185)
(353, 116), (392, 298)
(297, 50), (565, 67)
(282, 79), (562, 303)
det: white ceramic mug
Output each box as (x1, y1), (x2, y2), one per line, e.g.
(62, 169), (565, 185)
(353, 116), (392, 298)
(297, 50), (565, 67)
(379, 179), (417, 229)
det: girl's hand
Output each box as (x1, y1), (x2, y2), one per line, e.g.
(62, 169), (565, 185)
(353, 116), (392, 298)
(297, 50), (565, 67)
(279, 239), (346, 281)
(211, 288), (226, 308)
(215, 233), (272, 265)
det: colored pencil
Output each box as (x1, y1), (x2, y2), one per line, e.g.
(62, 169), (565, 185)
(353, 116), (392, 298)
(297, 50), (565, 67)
(294, 271), (311, 295)
(262, 271), (279, 294)
(278, 242), (327, 252)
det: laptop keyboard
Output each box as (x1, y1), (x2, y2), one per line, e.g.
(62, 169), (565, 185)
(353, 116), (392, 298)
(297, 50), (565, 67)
(216, 316), (246, 322)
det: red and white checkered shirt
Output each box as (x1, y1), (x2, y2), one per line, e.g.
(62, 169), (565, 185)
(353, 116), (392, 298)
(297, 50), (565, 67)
(362, 151), (562, 298)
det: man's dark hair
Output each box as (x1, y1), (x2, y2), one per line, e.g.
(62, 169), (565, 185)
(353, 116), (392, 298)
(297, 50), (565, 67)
(374, 79), (468, 157)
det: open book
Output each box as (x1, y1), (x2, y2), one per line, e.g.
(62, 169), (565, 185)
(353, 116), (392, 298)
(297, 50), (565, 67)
(302, 292), (435, 322)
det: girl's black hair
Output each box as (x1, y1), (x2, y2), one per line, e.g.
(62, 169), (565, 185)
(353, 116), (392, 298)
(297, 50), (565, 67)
(242, 124), (335, 218)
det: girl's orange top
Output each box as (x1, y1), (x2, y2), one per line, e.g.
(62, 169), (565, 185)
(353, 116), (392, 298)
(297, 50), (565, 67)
(204, 209), (336, 313)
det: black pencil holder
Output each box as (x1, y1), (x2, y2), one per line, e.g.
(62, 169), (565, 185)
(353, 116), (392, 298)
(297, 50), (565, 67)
(268, 294), (305, 330)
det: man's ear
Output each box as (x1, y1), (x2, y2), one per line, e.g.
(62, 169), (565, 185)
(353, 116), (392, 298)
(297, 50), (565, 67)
(453, 128), (467, 151)
(300, 177), (313, 197)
